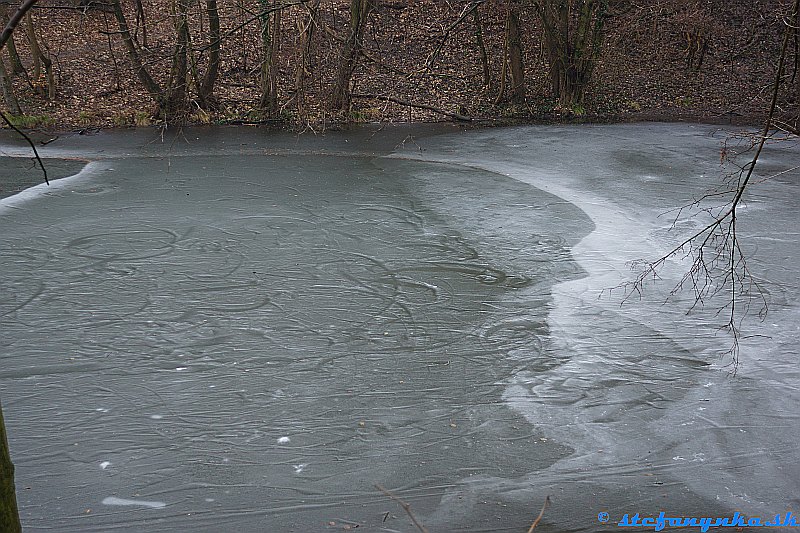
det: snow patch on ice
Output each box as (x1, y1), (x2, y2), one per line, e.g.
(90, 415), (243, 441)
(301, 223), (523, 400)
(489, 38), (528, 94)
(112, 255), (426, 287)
(102, 496), (166, 509)
(0, 161), (102, 214)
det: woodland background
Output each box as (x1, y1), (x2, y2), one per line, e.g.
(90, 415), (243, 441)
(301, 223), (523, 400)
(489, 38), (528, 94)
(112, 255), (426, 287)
(0, 0), (794, 131)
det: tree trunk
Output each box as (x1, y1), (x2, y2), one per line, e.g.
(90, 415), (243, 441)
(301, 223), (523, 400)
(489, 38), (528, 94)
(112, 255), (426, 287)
(1, 400), (22, 533)
(535, 0), (607, 109)
(507, 3), (524, 102)
(25, 10), (55, 99)
(330, 0), (374, 112)
(4, 31), (24, 74)
(294, 0), (319, 117)
(196, 0), (220, 109)
(473, 3), (490, 89)
(110, 0), (164, 105)
(24, 13), (39, 80)
(133, 0), (147, 48)
(0, 56), (22, 114)
(25, 9), (57, 99)
(257, 0), (278, 116)
(164, 0), (190, 118)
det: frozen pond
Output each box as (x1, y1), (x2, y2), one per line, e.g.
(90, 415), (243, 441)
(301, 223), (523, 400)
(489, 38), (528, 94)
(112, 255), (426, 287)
(1, 123), (798, 532)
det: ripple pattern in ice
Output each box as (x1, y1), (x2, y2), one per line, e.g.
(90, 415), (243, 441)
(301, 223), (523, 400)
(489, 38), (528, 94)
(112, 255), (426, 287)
(1, 151), (585, 532)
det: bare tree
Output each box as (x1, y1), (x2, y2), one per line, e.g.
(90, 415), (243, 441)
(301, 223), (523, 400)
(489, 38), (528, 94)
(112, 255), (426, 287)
(196, 0), (221, 110)
(133, 0), (147, 48)
(679, 0), (713, 72)
(473, 0), (491, 89)
(330, 0), (375, 112)
(0, 0), (46, 179)
(506, 0), (525, 102)
(494, 0), (526, 104)
(293, 0), (320, 119)
(110, 0), (166, 108)
(25, 10), (55, 99)
(533, 0), (609, 109)
(111, 0), (223, 120)
(258, 0), (280, 116)
(425, 0), (485, 71)
(163, 0), (191, 118)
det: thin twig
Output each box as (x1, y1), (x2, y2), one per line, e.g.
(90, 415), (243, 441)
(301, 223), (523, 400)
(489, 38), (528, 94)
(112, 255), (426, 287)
(425, 0), (485, 70)
(527, 495), (551, 533)
(375, 484), (429, 533)
(352, 93), (471, 121)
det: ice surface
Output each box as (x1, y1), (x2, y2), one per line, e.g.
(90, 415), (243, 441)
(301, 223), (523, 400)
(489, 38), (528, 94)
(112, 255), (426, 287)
(398, 123), (800, 528)
(1, 124), (797, 532)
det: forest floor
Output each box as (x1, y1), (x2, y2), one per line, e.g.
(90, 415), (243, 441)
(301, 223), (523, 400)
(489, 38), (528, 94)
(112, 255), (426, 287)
(0, 0), (789, 132)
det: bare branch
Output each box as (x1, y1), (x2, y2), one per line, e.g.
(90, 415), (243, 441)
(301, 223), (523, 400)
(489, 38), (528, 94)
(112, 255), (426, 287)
(0, 111), (49, 185)
(621, 0), (797, 370)
(352, 93), (472, 121)
(0, 0), (37, 52)
(527, 495), (551, 533)
(424, 0), (485, 70)
(375, 484), (429, 533)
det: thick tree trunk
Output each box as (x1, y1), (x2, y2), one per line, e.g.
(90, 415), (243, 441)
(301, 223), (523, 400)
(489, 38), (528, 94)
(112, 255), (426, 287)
(540, 0), (568, 100)
(197, 0), (220, 109)
(330, 0), (374, 112)
(1, 400), (22, 533)
(164, 0), (190, 118)
(536, 0), (607, 109)
(330, 39), (355, 112)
